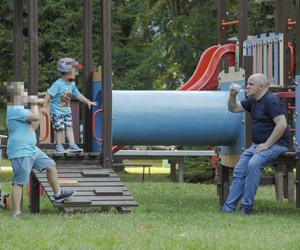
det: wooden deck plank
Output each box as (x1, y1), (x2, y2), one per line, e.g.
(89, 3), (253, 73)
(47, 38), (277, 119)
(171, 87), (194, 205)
(46, 190), (131, 196)
(42, 183), (125, 188)
(49, 196), (135, 202)
(94, 187), (123, 195)
(81, 170), (111, 177)
(60, 197), (92, 205)
(38, 177), (121, 182)
(58, 200), (138, 207)
(36, 173), (117, 178)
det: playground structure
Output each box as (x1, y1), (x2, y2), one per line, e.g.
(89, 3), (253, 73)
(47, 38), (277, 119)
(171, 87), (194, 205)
(6, 0), (300, 212)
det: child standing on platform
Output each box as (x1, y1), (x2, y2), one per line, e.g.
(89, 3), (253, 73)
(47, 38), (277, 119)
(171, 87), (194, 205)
(44, 58), (96, 153)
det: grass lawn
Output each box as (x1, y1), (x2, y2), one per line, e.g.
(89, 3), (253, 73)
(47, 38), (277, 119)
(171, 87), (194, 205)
(1, 171), (300, 249)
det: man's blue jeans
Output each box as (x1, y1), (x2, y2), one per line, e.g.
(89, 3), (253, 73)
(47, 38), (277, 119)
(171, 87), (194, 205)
(223, 143), (289, 212)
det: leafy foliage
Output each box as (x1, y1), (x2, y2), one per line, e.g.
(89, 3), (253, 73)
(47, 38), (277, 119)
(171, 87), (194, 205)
(0, 0), (277, 90)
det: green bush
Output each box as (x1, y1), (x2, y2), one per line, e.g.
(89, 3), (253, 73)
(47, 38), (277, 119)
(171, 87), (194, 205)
(183, 146), (215, 183)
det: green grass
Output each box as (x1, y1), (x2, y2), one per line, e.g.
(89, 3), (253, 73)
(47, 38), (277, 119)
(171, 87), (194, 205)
(1, 158), (11, 166)
(1, 172), (300, 249)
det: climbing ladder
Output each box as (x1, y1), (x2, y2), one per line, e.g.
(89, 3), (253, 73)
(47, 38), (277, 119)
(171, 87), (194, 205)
(30, 152), (138, 213)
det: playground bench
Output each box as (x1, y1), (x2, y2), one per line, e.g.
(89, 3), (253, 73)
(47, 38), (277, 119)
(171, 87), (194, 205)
(114, 150), (217, 182)
(112, 163), (153, 181)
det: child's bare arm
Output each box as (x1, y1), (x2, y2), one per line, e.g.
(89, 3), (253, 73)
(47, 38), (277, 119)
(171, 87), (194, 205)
(76, 93), (97, 109)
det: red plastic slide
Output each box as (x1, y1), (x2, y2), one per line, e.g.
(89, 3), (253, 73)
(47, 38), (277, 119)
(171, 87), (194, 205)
(179, 44), (236, 91)
(179, 45), (220, 90)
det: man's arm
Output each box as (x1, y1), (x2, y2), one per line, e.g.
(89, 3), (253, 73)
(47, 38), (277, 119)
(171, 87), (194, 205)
(228, 89), (245, 113)
(255, 114), (287, 152)
(76, 93), (97, 109)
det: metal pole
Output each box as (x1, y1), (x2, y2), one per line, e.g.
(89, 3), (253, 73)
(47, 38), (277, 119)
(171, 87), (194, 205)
(102, 0), (112, 168)
(83, 0), (93, 152)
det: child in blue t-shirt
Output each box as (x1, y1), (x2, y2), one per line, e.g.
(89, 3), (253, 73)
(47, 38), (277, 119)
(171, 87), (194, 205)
(44, 58), (96, 153)
(5, 82), (75, 217)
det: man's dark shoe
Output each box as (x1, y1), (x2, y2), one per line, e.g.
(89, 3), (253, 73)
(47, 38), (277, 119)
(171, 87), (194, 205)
(54, 190), (76, 202)
(239, 206), (252, 215)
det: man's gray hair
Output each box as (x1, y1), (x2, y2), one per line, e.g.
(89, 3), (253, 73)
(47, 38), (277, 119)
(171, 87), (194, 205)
(248, 73), (269, 87)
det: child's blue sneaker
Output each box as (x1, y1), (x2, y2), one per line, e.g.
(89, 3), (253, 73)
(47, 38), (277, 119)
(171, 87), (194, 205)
(66, 144), (83, 153)
(55, 144), (65, 153)
(54, 190), (76, 203)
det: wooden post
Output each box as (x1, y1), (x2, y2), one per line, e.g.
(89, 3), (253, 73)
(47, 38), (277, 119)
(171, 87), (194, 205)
(283, 165), (288, 199)
(238, 0), (248, 67)
(217, 0), (226, 45)
(29, 172), (40, 213)
(13, 0), (23, 81)
(275, 0), (290, 87)
(295, 0), (300, 208)
(28, 0), (38, 95)
(178, 159), (184, 183)
(296, 155), (300, 208)
(28, 0), (40, 213)
(83, 0), (93, 152)
(169, 160), (177, 182)
(219, 165), (230, 207)
(102, 0), (113, 168)
(287, 164), (295, 205)
(243, 56), (253, 147)
(296, 0), (300, 76)
(275, 164), (284, 201)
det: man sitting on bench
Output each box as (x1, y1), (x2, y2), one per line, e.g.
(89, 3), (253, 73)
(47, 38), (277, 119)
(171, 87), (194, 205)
(220, 74), (291, 215)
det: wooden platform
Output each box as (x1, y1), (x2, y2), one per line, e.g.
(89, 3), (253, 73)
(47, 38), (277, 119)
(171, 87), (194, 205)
(32, 163), (138, 213)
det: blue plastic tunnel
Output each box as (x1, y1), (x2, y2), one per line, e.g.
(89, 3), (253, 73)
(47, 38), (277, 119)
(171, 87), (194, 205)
(112, 90), (243, 146)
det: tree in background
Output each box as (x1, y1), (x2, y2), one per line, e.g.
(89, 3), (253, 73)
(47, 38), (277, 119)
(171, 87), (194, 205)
(0, 0), (276, 91)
